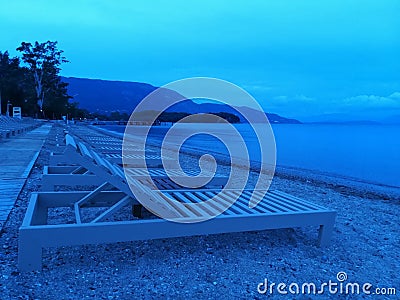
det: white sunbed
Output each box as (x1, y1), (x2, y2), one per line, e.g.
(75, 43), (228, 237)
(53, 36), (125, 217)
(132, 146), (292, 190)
(18, 134), (337, 271)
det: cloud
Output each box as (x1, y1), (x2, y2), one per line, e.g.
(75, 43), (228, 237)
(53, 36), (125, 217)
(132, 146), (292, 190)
(273, 94), (315, 103)
(265, 92), (400, 122)
(242, 84), (274, 92)
(342, 92), (400, 109)
(389, 92), (400, 99)
(273, 95), (288, 102)
(293, 94), (315, 102)
(270, 92), (400, 112)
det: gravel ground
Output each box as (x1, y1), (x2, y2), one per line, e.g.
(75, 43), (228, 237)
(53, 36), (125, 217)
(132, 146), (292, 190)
(0, 124), (399, 299)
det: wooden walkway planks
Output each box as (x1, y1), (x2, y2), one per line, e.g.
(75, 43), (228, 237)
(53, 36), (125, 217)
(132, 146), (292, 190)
(0, 124), (51, 230)
(0, 179), (26, 221)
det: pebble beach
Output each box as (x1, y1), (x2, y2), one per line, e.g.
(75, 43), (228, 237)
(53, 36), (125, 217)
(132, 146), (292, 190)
(0, 124), (399, 299)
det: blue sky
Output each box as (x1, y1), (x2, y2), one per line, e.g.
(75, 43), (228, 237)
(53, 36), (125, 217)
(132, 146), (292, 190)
(0, 0), (399, 122)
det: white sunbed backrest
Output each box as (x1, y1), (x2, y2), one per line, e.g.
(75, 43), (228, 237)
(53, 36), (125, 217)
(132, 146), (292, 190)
(68, 132), (126, 180)
(109, 161), (125, 179)
(91, 149), (109, 168)
(77, 142), (93, 159)
(65, 134), (77, 149)
(90, 148), (125, 179)
(101, 155), (124, 178)
(103, 159), (124, 178)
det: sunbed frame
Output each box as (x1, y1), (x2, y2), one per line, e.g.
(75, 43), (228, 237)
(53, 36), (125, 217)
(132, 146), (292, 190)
(19, 133), (336, 271)
(43, 135), (226, 190)
(19, 188), (336, 271)
(42, 166), (226, 191)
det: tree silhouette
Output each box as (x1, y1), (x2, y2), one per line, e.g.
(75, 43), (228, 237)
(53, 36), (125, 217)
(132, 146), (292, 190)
(0, 51), (27, 115)
(16, 41), (69, 117)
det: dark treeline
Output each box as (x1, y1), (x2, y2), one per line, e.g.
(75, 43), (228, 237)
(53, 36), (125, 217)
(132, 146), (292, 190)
(1, 41), (242, 123)
(158, 112), (240, 123)
(91, 111), (130, 122)
(0, 41), (88, 119)
(108, 111), (241, 124)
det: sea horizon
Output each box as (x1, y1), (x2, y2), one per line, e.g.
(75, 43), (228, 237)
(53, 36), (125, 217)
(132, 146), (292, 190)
(101, 122), (400, 189)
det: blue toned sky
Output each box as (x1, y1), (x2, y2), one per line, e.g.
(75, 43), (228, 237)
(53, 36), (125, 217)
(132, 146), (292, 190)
(0, 0), (399, 122)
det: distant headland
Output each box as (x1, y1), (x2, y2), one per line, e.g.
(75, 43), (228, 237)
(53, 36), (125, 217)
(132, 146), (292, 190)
(62, 77), (301, 124)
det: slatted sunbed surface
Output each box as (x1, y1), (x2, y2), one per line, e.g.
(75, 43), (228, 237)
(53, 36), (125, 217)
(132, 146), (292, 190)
(19, 186), (336, 271)
(18, 128), (336, 272)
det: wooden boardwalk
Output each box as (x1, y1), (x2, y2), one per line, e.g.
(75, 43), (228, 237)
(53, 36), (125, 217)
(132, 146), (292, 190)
(0, 124), (51, 230)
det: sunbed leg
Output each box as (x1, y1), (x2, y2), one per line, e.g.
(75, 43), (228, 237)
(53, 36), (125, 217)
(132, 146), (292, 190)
(132, 204), (143, 218)
(318, 222), (334, 247)
(18, 229), (42, 271)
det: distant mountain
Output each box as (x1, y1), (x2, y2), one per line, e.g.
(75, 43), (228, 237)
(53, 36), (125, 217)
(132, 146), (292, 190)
(63, 77), (301, 124)
(165, 100), (301, 123)
(303, 112), (400, 125)
(63, 77), (157, 113)
(309, 120), (382, 125)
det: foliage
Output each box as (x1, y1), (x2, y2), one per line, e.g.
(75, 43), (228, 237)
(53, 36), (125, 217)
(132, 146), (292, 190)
(16, 41), (70, 118)
(0, 52), (25, 114)
(109, 111), (130, 121)
(157, 112), (190, 123)
(212, 112), (240, 123)
(0, 41), (86, 118)
(156, 111), (240, 123)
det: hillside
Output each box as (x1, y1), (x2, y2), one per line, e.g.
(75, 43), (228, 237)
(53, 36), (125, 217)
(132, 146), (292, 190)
(63, 77), (301, 124)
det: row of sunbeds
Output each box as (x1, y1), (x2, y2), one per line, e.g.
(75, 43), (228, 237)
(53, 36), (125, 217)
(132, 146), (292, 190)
(18, 126), (336, 271)
(0, 116), (39, 139)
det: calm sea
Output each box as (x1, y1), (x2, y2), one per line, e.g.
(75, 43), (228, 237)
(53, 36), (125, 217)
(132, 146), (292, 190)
(102, 123), (400, 187)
